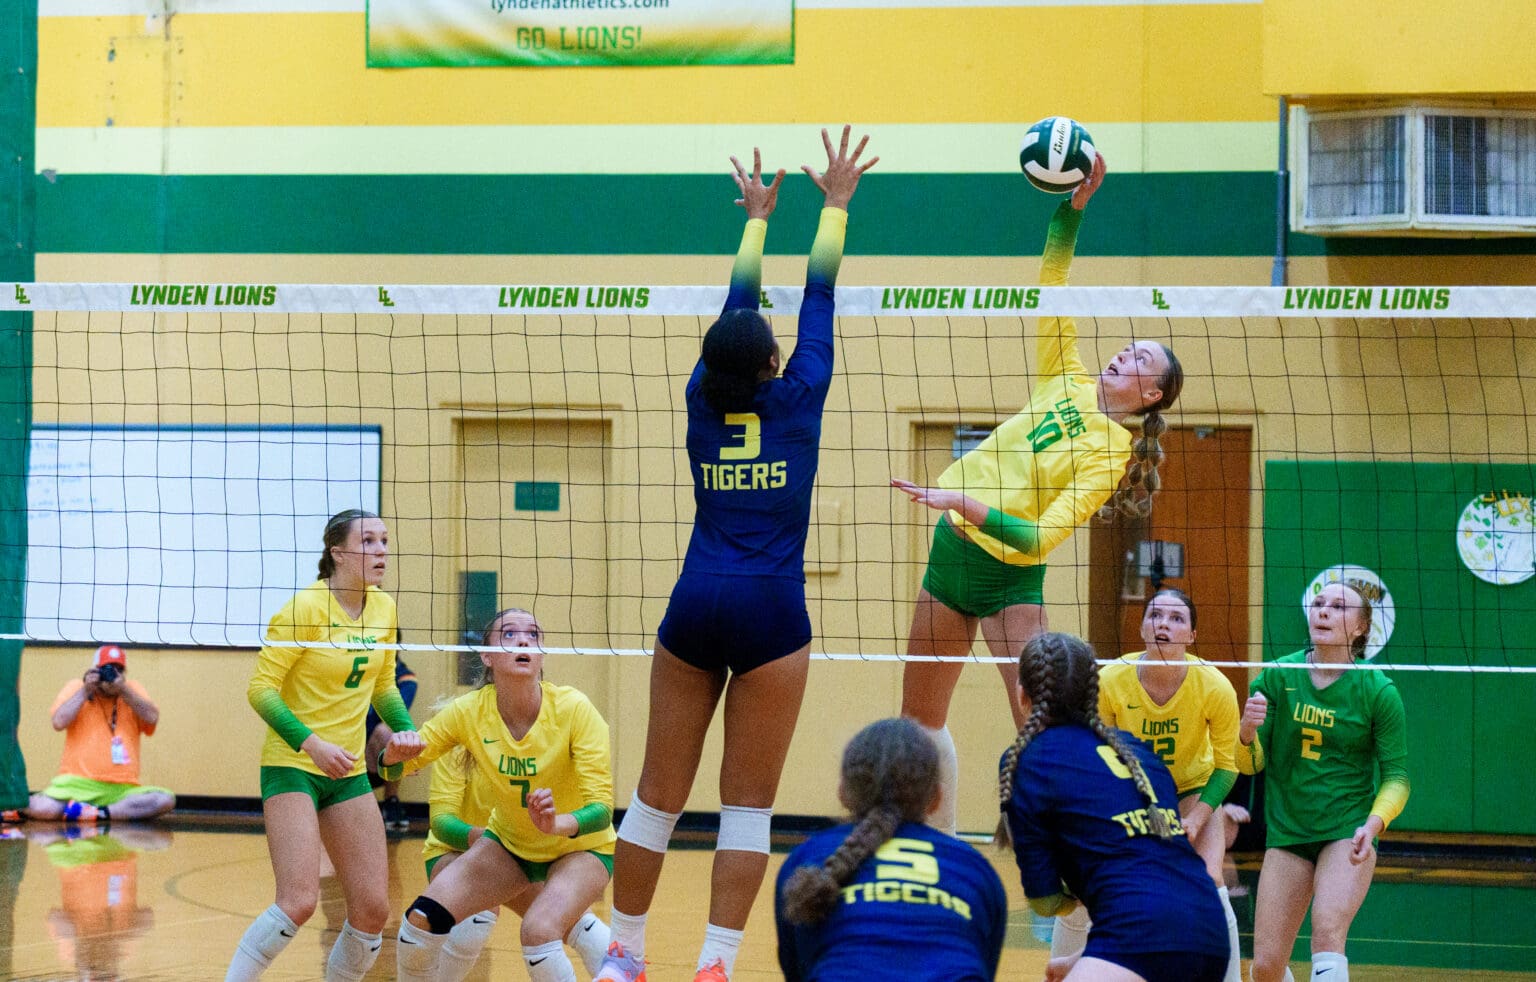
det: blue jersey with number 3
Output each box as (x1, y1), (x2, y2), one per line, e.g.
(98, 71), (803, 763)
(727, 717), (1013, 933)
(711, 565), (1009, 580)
(681, 279), (834, 580)
(775, 821), (1006, 982)
(1003, 724), (1228, 958)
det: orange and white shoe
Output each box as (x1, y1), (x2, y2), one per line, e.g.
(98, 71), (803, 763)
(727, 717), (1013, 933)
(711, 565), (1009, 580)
(593, 941), (647, 982)
(694, 958), (730, 982)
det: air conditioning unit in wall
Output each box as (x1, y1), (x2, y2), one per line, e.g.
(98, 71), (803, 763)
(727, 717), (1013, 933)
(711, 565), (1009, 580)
(1292, 105), (1536, 236)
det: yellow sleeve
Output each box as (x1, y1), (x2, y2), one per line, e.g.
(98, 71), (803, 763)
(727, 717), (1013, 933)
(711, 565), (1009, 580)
(246, 595), (321, 749)
(1370, 780), (1411, 830)
(1206, 670), (1241, 774)
(1028, 439), (1120, 557)
(567, 694), (614, 812)
(399, 698), (466, 779)
(428, 748), (471, 826)
(1035, 202), (1088, 381)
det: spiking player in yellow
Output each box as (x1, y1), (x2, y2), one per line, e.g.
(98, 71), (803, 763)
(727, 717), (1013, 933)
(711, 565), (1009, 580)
(385, 607), (617, 982)
(411, 608), (613, 982)
(891, 152), (1186, 834)
(1050, 589), (1244, 982)
(225, 509), (425, 982)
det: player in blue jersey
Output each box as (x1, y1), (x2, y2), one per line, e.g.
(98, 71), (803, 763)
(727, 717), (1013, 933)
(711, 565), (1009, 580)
(775, 717), (1006, 982)
(597, 127), (878, 982)
(1000, 632), (1229, 982)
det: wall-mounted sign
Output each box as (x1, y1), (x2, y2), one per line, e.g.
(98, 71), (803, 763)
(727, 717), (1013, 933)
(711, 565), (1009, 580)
(1303, 564), (1395, 661)
(1456, 490), (1535, 586)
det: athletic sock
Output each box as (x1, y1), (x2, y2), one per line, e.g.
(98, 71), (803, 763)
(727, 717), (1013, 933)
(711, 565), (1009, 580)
(225, 904), (299, 982)
(524, 939), (578, 982)
(697, 923), (745, 977)
(565, 911), (611, 974)
(1311, 952), (1348, 981)
(324, 920), (382, 982)
(609, 908), (648, 960)
(1218, 885), (1242, 982)
(921, 724), (959, 835)
(396, 918), (447, 982)
(438, 909), (497, 982)
(1050, 903), (1091, 959)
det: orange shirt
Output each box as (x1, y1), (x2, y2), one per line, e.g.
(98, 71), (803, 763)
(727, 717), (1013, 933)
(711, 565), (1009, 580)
(51, 680), (157, 784)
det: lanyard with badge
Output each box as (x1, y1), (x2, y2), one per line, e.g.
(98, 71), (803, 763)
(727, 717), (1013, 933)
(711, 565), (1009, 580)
(99, 695), (131, 766)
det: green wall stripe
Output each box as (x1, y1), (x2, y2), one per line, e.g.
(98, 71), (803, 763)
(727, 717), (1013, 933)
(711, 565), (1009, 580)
(36, 172), (1536, 257)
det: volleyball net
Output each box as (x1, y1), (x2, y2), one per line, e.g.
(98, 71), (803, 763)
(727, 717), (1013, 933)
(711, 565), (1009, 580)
(10, 282), (1536, 680)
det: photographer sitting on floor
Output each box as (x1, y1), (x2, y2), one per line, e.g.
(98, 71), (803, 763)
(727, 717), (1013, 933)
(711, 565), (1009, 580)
(25, 646), (175, 823)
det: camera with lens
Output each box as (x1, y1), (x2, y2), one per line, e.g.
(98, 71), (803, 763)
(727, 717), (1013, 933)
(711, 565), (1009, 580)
(96, 663), (122, 684)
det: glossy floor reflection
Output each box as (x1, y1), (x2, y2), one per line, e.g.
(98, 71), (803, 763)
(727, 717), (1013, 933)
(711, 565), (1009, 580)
(0, 819), (1531, 980)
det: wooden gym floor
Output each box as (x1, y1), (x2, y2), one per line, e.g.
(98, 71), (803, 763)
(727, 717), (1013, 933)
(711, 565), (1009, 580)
(0, 817), (1532, 980)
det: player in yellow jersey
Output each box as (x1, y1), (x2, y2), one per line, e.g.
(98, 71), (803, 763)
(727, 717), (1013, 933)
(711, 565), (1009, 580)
(412, 608), (614, 982)
(224, 509), (426, 982)
(1045, 589), (1243, 981)
(386, 607), (617, 982)
(891, 154), (1185, 833)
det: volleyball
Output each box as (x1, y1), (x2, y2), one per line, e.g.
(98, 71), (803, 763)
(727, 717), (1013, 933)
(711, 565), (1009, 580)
(1018, 116), (1097, 194)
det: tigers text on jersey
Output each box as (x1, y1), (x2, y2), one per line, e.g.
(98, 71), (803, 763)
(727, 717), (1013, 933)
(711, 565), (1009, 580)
(1099, 653), (1240, 796)
(937, 203), (1131, 565)
(404, 682), (616, 862)
(1003, 724), (1228, 960)
(249, 581), (400, 777)
(775, 822), (1006, 982)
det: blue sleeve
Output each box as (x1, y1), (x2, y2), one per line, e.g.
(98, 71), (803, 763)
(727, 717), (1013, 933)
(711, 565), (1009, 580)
(1005, 755), (1064, 900)
(774, 860), (804, 982)
(723, 218), (766, 314)
(779, 208), (846, 394)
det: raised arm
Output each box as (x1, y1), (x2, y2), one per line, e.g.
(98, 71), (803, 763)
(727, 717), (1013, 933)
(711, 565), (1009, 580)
(1035, 153), (1104, 380)
(722, 149), (783, 314)
(781, 126), (877, 390)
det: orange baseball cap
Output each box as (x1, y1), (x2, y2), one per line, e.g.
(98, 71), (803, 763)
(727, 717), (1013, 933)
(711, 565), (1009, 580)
(94, 645), (127, 668)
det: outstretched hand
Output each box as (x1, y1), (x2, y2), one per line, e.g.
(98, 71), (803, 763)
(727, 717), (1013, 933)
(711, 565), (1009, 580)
(803, 125), (878, 210)
(731, 148), (785, 221)
(1070, 152), (1106, 211)
(891, 478), (966, 514)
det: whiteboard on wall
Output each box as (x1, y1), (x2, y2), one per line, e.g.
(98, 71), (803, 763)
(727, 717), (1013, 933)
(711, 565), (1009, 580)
(26, 425), (382, 646)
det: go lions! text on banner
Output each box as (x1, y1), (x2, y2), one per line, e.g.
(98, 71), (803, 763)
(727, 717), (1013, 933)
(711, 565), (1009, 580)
(366, 0), (793, 68)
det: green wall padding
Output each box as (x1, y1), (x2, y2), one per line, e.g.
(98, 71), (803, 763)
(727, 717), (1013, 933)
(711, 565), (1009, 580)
(1264, 461), (1536, 835)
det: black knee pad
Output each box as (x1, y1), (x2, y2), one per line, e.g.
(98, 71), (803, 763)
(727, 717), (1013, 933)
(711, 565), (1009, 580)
(406, 895), (457, 935)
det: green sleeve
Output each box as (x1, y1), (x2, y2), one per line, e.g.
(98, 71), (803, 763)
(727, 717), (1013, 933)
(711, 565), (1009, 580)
(980, 507), (1039, 555)
(570, 802), (613, 837)
(248, 688), (312, 752)
(1199, 768), (1238, 810)
(371, 688), (415, 733)
(1041, 201), (1084, 285)
(1370, 681), (1411, 826)
(430, 813), (475, 852)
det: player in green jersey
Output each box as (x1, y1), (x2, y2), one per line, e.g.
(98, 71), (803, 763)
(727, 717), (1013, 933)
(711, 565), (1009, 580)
(1238, 581), (1410, 982)
(892, 153), (1186, 835)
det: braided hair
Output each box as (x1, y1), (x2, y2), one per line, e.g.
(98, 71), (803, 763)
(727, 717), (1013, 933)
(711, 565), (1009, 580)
(995, 632), (1172, 846)
(1102, 344), (1184, 520)
(700, 308), (776, 414)
(781, 718), (941, 925)
(317, 508), (379, 579)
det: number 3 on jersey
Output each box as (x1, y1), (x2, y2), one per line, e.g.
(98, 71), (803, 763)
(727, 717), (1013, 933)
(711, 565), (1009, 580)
(720, 413), (761, 460)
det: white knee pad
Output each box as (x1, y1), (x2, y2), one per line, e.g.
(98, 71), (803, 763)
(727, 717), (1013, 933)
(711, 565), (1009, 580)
(225, 905), (299, 982)
(617, 795), (682, 854)
(1050, 903), (1092, 959)
(324, 921), (382, 982)
(395, 918), (447, 982)
(438, 910), (497, 982)
(716, 804), (772, 854)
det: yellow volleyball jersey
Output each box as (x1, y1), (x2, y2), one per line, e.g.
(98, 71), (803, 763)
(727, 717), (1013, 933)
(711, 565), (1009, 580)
(936, 206), (1131, 565)
(1098, 652), (1240, 796)
(421, 746), (502, 864)
(405, 682), (616, 862)
(250, 580), (399, 776)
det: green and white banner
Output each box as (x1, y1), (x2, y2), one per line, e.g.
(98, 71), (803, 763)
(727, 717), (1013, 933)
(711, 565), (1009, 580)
(366, 0), (794, 67)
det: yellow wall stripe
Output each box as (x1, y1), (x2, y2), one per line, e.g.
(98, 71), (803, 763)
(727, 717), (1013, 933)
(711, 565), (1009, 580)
(36, 121), (1279, 175)
(38, 7), (1274, 128)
